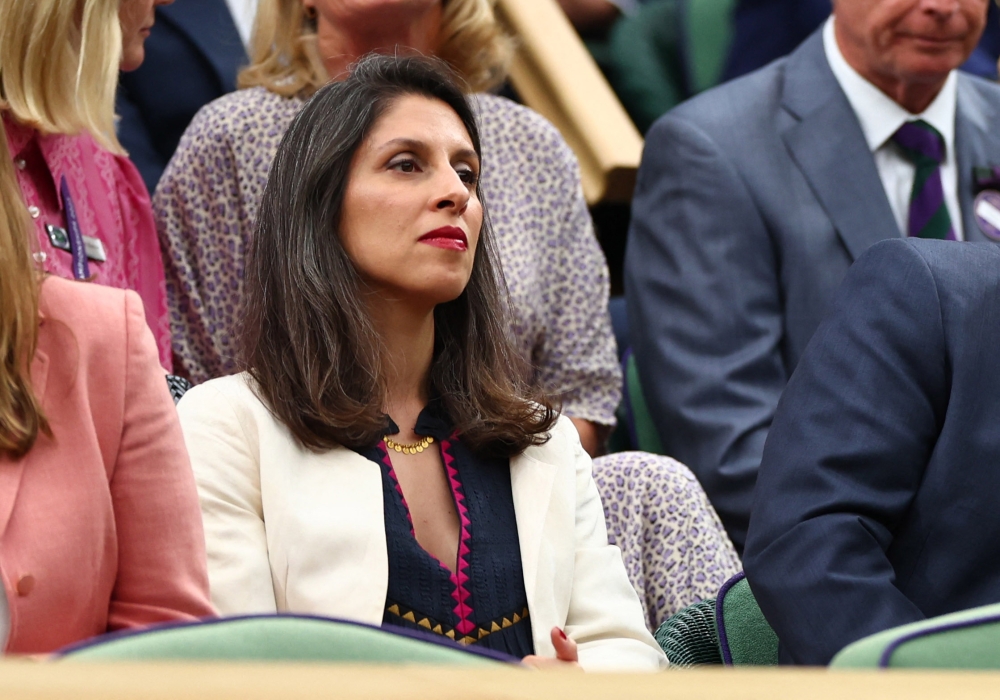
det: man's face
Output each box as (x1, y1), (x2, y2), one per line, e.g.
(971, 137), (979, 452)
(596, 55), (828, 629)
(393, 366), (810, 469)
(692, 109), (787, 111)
(834, 0), (989, 87)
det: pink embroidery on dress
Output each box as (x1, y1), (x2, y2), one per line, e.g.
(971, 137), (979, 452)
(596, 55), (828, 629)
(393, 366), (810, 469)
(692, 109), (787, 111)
(442, 434), (476, 636)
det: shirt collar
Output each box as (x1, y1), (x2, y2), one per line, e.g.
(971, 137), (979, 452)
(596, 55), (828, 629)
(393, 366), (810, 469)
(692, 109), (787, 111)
(823, 16), (957, 154)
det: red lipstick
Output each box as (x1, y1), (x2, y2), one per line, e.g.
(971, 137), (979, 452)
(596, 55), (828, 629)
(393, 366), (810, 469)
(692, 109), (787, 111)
(419, 226), (468, 252)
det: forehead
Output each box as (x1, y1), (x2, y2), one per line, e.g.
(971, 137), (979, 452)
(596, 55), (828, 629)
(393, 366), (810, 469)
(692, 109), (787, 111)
(363, 94), (476, 155)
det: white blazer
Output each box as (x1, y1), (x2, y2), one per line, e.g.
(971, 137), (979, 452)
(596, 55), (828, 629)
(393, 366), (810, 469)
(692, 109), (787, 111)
(178, 374), (667, 671)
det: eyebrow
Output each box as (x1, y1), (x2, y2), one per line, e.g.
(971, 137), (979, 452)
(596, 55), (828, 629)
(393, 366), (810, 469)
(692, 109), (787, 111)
(378, 137), (479, 163)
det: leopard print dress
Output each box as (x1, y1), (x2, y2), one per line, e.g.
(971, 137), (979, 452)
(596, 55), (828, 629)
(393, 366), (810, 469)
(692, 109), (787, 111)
(154, 87), (740, 629)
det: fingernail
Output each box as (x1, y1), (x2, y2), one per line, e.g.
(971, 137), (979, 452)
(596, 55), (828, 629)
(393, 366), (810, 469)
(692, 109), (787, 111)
(558, 628), (567, 640)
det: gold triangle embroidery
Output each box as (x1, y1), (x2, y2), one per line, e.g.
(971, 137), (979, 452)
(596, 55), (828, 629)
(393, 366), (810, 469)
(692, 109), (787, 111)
(418, 618), (432, 629)
(512, 613), (521, 623)
(402, 611), (416, 622)
(387, 604), (400, 616)
(432, 625), (443, 634)
(478, 628), (490, 639)
(445, 629), (456, 639)
(459, 637), (474, 646)
(522, 608), (529, 617)
(490, 621), (501, 632)
(501, 617), (512, 628)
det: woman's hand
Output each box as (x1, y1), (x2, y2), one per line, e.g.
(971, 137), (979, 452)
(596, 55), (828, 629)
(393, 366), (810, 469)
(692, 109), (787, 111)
(521, 627), (582, 670)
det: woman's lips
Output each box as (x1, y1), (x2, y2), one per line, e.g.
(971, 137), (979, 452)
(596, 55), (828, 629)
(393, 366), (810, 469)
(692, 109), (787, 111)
(419, 226), (468, 251)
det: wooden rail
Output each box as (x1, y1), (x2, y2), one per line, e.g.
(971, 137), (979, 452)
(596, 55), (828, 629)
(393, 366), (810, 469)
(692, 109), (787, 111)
(2, 662), (1000, 699)
(495, 0), (644, 205)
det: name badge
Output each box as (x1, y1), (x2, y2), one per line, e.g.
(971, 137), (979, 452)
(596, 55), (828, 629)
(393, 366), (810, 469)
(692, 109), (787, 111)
(975, 191), (1000, 242)
(44, 225), (107, 262)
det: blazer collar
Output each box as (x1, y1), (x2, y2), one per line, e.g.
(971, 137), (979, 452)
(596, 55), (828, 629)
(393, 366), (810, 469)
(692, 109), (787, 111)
(509, 446), (559, 608)
(780, 29), (899, 261)
(159, 0), (247, 93)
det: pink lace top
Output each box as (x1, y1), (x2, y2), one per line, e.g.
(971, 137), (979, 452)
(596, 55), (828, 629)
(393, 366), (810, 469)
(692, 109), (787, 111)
(5, 115), (171, 369)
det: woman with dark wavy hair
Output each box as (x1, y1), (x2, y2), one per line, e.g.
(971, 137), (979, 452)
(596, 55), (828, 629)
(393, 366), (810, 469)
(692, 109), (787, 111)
(178, 54), (666, 670)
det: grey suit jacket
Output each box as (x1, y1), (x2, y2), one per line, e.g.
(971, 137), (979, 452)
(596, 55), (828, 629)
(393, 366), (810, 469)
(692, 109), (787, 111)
(624, 28), (1000, 551)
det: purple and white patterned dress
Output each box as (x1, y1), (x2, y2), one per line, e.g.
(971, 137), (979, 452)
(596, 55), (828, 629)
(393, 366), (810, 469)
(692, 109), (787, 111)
(154, 86), (739, 629)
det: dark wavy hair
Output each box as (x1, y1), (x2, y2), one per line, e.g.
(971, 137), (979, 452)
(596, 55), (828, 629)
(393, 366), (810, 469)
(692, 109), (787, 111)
(242, 53), (556, 457)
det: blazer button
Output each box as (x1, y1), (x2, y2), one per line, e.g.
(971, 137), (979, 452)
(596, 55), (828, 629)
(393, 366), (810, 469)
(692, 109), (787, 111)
(16, 574), (35, 597)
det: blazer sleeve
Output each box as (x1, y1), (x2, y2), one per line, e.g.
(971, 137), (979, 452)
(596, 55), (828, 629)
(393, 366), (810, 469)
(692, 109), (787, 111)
(177, 381), (278, 615)
(561, 424), (668, 670)
(743, 240), (945, 665)
(106, 291), (215, 630)
(625, 112), (785, 551)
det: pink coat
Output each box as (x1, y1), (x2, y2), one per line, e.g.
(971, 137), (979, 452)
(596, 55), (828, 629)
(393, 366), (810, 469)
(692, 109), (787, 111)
(5, 115), (171, 370)
(0, 277), (214, 654)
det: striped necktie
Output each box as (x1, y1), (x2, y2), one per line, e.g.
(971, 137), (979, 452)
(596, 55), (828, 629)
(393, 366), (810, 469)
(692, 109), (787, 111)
(891, 120), (956, 240)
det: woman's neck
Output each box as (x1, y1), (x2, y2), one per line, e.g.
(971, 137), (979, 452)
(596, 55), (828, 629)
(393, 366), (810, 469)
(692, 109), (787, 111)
(371, 299), (436, 439)
(315, 4), (443, 82)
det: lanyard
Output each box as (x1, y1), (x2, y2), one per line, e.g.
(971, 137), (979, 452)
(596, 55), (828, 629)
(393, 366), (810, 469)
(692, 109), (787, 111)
(59, 175), (90, 281)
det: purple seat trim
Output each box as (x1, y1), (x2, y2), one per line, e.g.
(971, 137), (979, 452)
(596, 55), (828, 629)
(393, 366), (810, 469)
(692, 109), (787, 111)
(877, 612), (1000, 668)
(715, 571), (746, 666)
(53, 612), (518, 664)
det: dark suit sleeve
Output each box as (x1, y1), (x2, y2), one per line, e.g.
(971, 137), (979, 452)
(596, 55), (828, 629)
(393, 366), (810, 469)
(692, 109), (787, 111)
(625, 113), (785, 550)
(116, 83), (166, 195)
(743, 239), (947, 665)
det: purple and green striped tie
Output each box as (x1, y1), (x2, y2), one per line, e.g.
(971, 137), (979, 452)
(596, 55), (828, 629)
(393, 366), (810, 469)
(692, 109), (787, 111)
(891, 120), (956, 241)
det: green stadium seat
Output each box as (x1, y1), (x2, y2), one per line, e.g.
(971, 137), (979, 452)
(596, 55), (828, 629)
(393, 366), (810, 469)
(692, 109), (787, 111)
(831, 603), (1000, 670)
(654, 572), (778, 666)
(56, 614), (513, 666)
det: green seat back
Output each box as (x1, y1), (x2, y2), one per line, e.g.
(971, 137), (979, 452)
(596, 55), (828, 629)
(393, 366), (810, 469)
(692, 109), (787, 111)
(596, 0), (737, 133)
(603, 0), (686, 133)
(623, 350), (665, 454)
(717, 573), (779, 666)
(654, 598), (723, 666)
(831, 603), (1000, 670)
(57, 615), (509, 666)
(683, 0), (738, 94)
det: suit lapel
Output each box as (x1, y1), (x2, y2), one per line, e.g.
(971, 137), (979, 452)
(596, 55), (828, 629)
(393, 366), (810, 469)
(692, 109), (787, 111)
(779, 31), (899, 261)
(0, 347), (48, 538)
(159, 0), (247, 94)
(955, 75), (1000, 243)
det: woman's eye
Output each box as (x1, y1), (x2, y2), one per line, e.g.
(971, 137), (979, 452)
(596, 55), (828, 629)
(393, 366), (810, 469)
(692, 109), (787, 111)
(458, 168), (479, 186)
(390, 159), (418, 173)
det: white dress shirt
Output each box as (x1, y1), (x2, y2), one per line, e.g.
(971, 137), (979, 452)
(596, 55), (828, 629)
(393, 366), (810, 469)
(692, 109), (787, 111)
(823, 17), (963, 240)
(224, 0), (259, 48)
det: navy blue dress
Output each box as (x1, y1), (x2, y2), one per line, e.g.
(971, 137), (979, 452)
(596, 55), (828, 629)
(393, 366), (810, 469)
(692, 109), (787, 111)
(352, 401), (535, 658)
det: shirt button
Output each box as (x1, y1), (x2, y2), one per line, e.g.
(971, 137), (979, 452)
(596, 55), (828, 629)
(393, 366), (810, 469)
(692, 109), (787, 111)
(27, 205), (40, 219)
(16, 574), (35, 597)
(14, 158), (26, 170)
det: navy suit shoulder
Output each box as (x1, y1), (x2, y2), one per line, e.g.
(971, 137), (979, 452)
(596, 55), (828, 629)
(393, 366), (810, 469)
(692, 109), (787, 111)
(117, 0), (246, 194)
(744, 238), (1000, 664)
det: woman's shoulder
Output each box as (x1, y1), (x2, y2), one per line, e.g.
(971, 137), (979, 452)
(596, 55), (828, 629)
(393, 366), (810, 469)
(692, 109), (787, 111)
(184, 86), (305, 145)
(39, 276), (132, 336)
(517, 414), (587, 470)
(471, 93), (573, 156)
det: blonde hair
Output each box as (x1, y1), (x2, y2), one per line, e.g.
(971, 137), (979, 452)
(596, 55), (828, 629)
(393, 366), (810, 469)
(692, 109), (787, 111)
(0, 0), (124, 153)
(239, 0), (513, 97)
(0, 123), (48, 458)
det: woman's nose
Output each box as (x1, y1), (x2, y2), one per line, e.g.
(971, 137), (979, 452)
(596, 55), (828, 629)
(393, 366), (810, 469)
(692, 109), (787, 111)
(432, 168), (471, 213)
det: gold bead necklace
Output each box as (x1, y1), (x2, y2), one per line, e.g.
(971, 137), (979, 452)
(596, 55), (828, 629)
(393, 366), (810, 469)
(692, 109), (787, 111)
(384, 434), (434, 455)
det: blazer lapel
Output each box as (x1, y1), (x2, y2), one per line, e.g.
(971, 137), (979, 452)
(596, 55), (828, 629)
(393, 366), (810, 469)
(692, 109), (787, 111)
(955, 75), (1000, 243)
(779, 31), (899, 261)
(0, 347), (48, 538)
(159, 0), (247, 93)
(510, 450), (558, 615)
